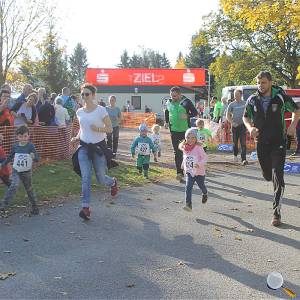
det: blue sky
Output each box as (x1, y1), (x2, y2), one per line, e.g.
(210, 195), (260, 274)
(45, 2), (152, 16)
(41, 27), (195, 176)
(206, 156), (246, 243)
(57, 0), (220, 68)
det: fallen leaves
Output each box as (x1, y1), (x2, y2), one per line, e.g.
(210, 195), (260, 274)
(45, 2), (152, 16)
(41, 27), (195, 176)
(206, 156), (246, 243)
(0, 272), (16, 280)
(213, 227), (223, 238)
(0, 272), (17, 280)
(59, 292), (68, 296)
(234, 236), (242, 241)
(127, 284), (135, 288)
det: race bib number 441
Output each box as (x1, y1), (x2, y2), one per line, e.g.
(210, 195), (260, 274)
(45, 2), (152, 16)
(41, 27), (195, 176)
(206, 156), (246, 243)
(137, 142), (150, 155)
(13, 153), (32, 172)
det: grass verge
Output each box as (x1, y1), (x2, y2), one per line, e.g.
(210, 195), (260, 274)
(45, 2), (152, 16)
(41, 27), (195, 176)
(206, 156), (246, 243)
(0, 159), (175, 209)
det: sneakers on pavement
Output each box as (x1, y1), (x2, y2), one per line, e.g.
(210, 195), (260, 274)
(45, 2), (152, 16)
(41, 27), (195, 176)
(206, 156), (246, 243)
(241, 160), (248, 166)
(30, 206), (39, 215)
(111, 177), (118, 197)
(271, 214), (282, 226)
(183, 205), (192, 212)
(79, 207), (91, 220)
(202, 194), (208, 204)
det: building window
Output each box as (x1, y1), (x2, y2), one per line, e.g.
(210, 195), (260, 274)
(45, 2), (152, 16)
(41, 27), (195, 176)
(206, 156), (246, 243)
(131, 96), (141, 110)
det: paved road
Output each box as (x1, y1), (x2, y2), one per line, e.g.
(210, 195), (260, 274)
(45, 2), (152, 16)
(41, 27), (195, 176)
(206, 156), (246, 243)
(0, 164), (299, 299)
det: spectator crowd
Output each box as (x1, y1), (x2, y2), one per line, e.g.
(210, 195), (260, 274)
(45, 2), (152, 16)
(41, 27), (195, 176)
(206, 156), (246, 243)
(0, 83), (82, 128)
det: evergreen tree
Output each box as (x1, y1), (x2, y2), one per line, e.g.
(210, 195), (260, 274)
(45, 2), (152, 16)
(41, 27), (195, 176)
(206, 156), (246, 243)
(38, 25), (71, 92)
(118, 50), (130, 68)
(185, 35), (216, 68)
(130, 54), (143, 68)
(118, 49), (171, 68)
(160, 53), (171, 68)
(69, 43), (88, 90)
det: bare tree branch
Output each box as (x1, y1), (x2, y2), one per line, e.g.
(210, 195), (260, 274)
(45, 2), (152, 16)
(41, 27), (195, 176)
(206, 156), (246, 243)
(0, 0), (49, 84)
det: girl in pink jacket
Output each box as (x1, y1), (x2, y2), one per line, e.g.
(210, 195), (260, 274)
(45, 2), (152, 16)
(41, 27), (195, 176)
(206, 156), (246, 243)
(179, 128), (208, 212)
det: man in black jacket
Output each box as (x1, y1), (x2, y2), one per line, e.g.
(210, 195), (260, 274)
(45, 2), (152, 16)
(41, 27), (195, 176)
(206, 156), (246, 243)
(164, 86), (198, 182)
(243, 71), (300, 226)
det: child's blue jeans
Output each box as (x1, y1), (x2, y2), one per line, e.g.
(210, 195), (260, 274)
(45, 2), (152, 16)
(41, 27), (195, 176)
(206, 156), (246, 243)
(185, 173), (207, 206)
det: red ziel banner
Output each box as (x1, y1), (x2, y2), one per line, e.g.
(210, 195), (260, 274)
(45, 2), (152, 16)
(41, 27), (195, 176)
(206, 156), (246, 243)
(85, 68), (206, 86)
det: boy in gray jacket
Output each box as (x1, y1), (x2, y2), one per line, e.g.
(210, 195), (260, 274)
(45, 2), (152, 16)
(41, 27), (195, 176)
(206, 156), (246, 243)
(0, 125), (39, 215)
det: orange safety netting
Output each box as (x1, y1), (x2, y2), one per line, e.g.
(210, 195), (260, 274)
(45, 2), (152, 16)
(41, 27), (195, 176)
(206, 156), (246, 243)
(0, 126), (73, 162)
(0, 113), (157, 163)
(120, 112), (156, 128)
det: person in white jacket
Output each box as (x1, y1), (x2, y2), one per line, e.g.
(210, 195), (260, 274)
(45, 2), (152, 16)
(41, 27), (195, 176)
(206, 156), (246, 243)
(54, 97), (70, 127)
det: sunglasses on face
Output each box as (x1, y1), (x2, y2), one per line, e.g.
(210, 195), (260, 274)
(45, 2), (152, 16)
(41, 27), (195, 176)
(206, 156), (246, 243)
(81, 92), (91, 97)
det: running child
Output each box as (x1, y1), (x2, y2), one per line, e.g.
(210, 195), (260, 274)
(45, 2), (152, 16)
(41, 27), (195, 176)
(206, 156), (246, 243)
(179, 128), (208, 212)
(131, 123), (157, 179)
(0, 125), (40, 215)
(195, 119), (212, 152)
(150, 124), (161, 162)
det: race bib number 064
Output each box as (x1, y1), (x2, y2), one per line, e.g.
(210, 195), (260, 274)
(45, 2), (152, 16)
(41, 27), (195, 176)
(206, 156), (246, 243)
(13, 153), (32, 172)
(185, 155), (196, 171)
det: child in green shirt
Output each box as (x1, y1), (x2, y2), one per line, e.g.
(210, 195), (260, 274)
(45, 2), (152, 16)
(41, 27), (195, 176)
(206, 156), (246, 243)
(195, 119), (212, 152)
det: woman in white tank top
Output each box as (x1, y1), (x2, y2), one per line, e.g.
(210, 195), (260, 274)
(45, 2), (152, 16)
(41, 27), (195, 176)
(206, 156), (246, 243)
(71, 83), (118, 220)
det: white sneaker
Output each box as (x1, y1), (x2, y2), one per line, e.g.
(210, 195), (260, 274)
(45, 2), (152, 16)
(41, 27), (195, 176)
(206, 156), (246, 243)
(241, 160), (248, 166)
(233, 156), (238, 163)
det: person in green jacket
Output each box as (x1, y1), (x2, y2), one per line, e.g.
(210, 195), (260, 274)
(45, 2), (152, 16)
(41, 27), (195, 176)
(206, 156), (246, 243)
(164, 86), (198, 182)
(212, 96), (223, 123)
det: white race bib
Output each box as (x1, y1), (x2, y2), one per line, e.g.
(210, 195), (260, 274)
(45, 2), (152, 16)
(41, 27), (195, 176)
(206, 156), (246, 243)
(137, 142), (150, 155)
(13, 153), (32, 172)
(185, 155), (198, 175)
